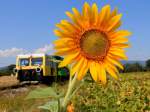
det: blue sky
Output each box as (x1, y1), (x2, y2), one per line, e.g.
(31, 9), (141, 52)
(0, 0), (150, 66)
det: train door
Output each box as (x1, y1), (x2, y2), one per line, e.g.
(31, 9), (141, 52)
(49, 61), (58, 76)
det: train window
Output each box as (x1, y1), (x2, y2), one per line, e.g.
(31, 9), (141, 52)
(31, 58), (43, 66)
(52, 56), (63, 60)
(20, 58), (29, 66)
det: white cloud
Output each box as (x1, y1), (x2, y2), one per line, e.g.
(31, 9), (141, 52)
(34, 44), (54, 54)
(0, 48), (27, 58)
(0, 44), (54, 58)
(0, 44), (55, 66)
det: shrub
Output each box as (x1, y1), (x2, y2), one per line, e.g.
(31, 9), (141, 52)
(123, 63), (144, 73)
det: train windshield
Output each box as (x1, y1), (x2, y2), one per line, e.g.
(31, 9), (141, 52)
(20, 58), (29, 66)
(31, 58), (43, 66)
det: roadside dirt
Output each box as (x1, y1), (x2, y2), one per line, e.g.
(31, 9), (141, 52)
(0, 75), (46, 91)
(0, 76), (19, 89)
(0, 75), (47, 97)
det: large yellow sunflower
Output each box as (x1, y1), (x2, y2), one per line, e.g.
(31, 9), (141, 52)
(53, 2), (131, 84)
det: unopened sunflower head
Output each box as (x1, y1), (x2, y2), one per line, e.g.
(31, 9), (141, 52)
(53, 2), (131, 84)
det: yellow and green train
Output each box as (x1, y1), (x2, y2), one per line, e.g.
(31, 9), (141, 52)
(13, 54), (69, 82)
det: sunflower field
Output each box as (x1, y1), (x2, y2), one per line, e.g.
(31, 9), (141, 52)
(73, 72), (150, 112)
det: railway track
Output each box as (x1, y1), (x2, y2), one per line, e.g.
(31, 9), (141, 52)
(0, 76), (44, 90)
(0, 81), (40, 90)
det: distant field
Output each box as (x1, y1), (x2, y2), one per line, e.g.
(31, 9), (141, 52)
(0, 72), (149, 112)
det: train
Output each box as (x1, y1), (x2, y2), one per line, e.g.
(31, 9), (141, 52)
(13, 54), (69, 82)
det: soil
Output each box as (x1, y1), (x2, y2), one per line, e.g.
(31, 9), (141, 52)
(0, 76), (19, 89)
(0, 75), (53, 112)
(0, 75), (47, 97)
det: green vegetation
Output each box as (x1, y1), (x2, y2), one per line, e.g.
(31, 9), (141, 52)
(0, 72), (149, 112)
(122, 63), (144, 73)
(146, 59), (150, 71)
(0, 64), (15, 76)
(74, 72), (150, 112)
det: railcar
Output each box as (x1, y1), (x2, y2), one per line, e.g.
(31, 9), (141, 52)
(13, 54), (69, 82)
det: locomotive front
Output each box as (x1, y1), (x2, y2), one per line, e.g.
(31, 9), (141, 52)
(14, 54), (44, 82)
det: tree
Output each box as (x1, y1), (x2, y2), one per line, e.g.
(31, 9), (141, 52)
(123, 62), (144, 73)
(0, 64), (16, 76)
(146, 59), (150, 71)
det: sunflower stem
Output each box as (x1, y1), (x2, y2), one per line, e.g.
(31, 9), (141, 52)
(68, 80), (83, 101)
(68, 73), (73, 88)
(61, 74), (78, 111)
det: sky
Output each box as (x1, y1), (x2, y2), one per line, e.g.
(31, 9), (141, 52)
(0, 0), (150, 66)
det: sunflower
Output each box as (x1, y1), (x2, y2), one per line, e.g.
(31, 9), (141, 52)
(53, 2), (131, 84)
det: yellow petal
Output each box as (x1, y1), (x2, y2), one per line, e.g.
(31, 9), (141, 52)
(106, 56), (124, 70)
(111, 7), (118, 17)
(54, 48), (77, 56)
(60, 20), (79, 32)
(90, 62), (98, 82)
(109, 48), (125, 54)
(111, 43), (131, 48)
(59, 52), (79, 67)
(54, 29), (64, 37)
(77, 59), (89, 80)
(72, 8), (81, 19)
(65, 11), (74, 21)
(66, 11), (82, 29)
(72, 8), (83, 28)
(111, 37), (128, 43)
(91, 3), (98, 25)
(55, 47), (73, 51)
(70, 57), (84, 76)
(111, 52), (128, 59)
(105, 65), (118, 79)
(106, 14), (122, 31)
(109, 47), (124, 52)
(111, 21), (122, 31)
(53, 38), (75, 49)
(54, 43), (77, 50)
(105, 61), (119, 73)
(82, 2), (91, 20)
(82, 2), (91, 27)
(53, 29), (74, 38)
(98, 5), (110, 26)
(110, 30), (132, 38)
(53, 38), (73, 45)
(108, 51), (128, 60)
(56, 23), (72, 35)
(108, 54), (124, 60)
(104, 5), (111, 21)
(96, 63), (107, 84)
(54, 43), (75, 49)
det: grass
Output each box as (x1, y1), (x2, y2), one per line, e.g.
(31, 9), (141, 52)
(0, 72), (149, 112)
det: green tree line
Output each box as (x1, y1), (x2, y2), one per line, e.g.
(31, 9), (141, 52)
(121, 59), (150, 73)
(0, 64), (15, 76)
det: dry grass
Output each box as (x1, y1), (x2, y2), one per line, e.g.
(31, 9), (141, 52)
(0, 76), (19, 89)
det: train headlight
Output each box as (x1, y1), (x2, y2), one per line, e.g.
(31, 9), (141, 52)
(36, 67), (41, 73)
(13, 68), (18, 73)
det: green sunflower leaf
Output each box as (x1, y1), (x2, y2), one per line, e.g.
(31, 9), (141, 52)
(25, 87), (59, 100)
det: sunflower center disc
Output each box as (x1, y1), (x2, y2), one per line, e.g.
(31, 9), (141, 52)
(80, 30), (109, 59)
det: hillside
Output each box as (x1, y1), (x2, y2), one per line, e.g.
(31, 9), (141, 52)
(122, 60), (146, 66)
(0, 64), (15, 76)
